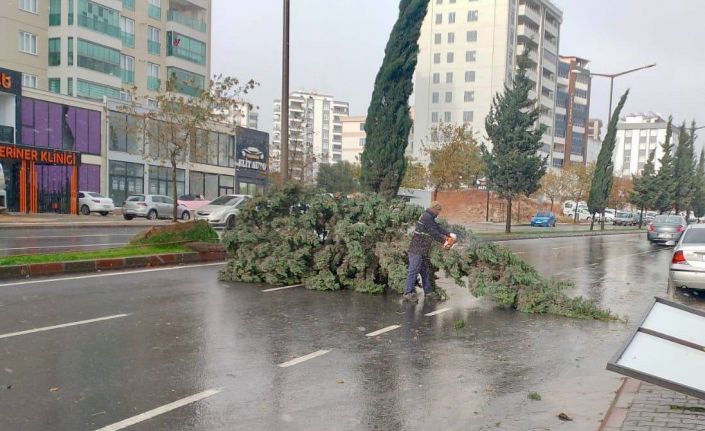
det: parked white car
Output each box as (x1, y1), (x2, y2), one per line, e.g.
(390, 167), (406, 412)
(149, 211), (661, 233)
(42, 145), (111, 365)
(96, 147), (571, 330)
(122, 194), (190, 221)
(78, 191), (115, 216)
(195, 194), (250, 229)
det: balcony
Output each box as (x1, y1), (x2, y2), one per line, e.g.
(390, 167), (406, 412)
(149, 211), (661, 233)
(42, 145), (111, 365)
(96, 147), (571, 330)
(518, 3), (542, 25)
(517, 23), (539, 42)
(147, 76), (161, 91)
(122, 0), (135, 11)
(545, 18), (559, 37)
(121, 69), (134, 84)
(0, 125), (14, 144)
(167, 10), (207, 33)
(148, 4), (162, 20)
(121, 32), (135, 48)
(78, 14), (121, 39)
(148, 40), (161, 55)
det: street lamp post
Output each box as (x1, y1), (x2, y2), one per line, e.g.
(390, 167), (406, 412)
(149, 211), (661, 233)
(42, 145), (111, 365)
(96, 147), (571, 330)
(280, 0), (290, 181)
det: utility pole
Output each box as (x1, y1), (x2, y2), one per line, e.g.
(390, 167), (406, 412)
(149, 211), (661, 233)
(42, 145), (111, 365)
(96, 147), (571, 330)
(280, 0), (290, 180)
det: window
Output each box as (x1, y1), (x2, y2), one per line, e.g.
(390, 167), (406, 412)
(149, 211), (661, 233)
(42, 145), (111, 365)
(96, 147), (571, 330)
(77, 39), (121, 77)
(49, 0), (61, 25)
(166, 67), (205, 97)
(468, 10), (479, 22)
(432, 73), (440, 84)
(109, 160), (144, 205)
(431, 112), (439, 123)
(149, 166), (184, 197)
(359, 138), (366, 147)
(552, 158), (564, 168)
(148, 26), (161, 55)
(68, 37), (74, 65)
(463, 111), (473, 122)
(147, 63), (161, 91)
(19, 0), (38, 13)
(167, 32), (207, 65)
(464, 91), (475, 102)
(120, 54), (134, 84)
(464, 70), (476, 82)
(18, 31), (37, 55)
(359, 122), (366, 131)
(22, 73), (38, 88)
(48, 38), (61, 66)
(448, 12), (456, 24)
(446, 72), (453, 83)
(466, 50), (476, 62)
(435, 14), (442, 24)
(432, 92), (439, 103)
(109, 111), (142, 154)
(447, 32), (455, 44)
(444, 112), (451, 122)
(120, 16), (135, 48)
(436, 0), (442, 3)
(466, 30), (477, 42)
(433, 53), (441, 64)
(76, 79), (121, 100)
(434, 33), (441, 45)
(68, 0), (74, 24)
(122, 0), (135, 11)
(445, 91), (453, 103)
(48, 78), (61, 94)
(148, 0), (162, 20)
(77, 0), (121, 38)
(447, 52), (454, 63)
(67, 78), (73, 96)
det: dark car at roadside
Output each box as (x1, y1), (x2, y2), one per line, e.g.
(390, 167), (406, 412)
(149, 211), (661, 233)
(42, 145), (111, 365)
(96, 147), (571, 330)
(530, 211), (556, 227)
(647, 215), (687, 245)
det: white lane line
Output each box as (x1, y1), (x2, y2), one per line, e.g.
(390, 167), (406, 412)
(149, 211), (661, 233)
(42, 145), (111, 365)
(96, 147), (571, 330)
(0, 243), (127, 251)
(262, 284), (303, 293)
(10, 234), (135, 240)
(278, 350), (330, 368)
(551, 246), (573, 250)
(425, 307), (451, 317)
(366, 325), (401, 337)
(94, 388), (222, 431)
(0, 314), (129, 340)
(0, 262), (226, 288)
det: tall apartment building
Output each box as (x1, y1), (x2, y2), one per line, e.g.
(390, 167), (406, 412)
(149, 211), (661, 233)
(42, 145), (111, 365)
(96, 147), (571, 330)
(553, 55), (591, 168)
(341, 116), (366, 164)
(272, 91), (349, 176)
(412, 0), (562, 162)
(2, 0), (211, 101)
(588, 118), (603, 141)
(614, 113), (677, 177)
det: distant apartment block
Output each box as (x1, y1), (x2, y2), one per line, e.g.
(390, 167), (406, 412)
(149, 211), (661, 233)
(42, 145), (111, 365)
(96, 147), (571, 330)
(341, 116), (366, 164)
(614, 113), (678, 177)
(588, 118), (603, 141)
(553, 55), (591, 168)
(413, 0), (562, 163)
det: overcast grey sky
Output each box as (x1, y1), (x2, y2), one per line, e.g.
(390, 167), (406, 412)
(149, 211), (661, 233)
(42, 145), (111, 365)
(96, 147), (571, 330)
(213, 0), (705, 140)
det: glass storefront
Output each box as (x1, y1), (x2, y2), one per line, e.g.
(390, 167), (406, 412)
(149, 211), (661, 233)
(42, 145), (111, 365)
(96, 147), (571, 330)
(108, 160), (144, 205)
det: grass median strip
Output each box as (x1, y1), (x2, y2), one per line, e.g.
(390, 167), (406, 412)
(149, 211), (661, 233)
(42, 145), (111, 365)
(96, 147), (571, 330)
(0, 244), (188, 266)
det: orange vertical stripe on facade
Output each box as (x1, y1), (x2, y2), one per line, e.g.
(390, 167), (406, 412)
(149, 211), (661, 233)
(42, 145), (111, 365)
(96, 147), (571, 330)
(70, 166), (78, 215)
(19, 160), (26, 213)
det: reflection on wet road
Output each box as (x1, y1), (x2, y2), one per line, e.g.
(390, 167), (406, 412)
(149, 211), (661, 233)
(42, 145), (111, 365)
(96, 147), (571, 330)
(0, 233), (695, 431)
(0, 227), (145, 256)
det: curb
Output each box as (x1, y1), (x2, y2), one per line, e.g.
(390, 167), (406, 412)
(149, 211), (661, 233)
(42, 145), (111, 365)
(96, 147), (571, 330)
(0, 251), (227, 281)
(479, 230), (642, 242)
(598, 377), (642, 431)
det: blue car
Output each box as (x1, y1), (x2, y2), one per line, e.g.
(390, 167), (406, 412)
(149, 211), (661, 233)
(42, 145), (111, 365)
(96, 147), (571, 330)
(531, 211), (556, 227)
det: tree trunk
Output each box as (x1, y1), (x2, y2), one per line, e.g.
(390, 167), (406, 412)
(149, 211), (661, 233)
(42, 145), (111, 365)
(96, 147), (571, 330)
(601, 211), (605, 231)
(505, 198), (512, 234)
(590, 213), (595, 231)
(549, 198), (554, 213)
(639, 206), (645, 229)
(172, 159), (178, 222)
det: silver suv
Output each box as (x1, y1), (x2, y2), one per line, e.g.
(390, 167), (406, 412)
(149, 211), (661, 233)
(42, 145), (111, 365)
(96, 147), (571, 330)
(122, 194), (190, 221)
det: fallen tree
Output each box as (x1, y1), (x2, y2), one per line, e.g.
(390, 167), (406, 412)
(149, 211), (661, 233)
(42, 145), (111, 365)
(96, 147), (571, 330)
(219, 184), (615, 320)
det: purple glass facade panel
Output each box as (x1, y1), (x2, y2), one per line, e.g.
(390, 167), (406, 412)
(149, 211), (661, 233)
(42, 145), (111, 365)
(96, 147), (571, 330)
(79, 164), (100, 192)
(22, 126), (34, 146)
(76, 109), (89, 153)
(33, 100), (49, 148)
(48, 104), (62, 149)
(21, 99), (34, 127)
(88, 111), (101, 155)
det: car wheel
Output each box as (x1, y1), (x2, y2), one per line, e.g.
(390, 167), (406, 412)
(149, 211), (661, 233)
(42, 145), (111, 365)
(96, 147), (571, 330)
(226, 215), (236, 230)
(551, 221), (556, 227)
(147, 209), (158, 220)
(100, 211), (109, 216)
(123, 214), (134, 220)
(181, 211), (191, 221)
(80, 205), (90, 216)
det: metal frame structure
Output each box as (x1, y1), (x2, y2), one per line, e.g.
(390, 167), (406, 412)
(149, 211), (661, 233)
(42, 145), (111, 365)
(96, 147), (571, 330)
(607, 296), (705, 400)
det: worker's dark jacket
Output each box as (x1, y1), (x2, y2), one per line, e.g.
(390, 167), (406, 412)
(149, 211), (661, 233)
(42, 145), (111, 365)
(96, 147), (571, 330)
(408, 209), (450, 256)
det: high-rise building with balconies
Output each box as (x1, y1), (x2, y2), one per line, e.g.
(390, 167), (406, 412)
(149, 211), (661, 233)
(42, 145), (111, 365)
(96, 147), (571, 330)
(1, 0), (211, 101)
(412, 0), (562, 163)
(553, 55), (591, 168)
(272, 91), (349, 180)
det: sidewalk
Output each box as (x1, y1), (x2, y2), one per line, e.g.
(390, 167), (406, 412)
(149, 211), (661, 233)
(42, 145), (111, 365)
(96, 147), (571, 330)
(602, 379), (705, 430)
(0, 212), (169, 228)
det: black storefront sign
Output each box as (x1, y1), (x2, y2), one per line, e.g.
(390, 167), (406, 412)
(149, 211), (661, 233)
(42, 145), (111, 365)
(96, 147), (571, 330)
(235, 127), (269, 195)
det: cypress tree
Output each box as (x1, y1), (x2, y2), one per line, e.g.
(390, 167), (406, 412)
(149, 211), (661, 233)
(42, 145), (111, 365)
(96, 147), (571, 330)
(652, 117), (676, 214)
(673, 121), (695, 214)
(361, 0), (429, 200)
(629, 149), (657, 228)
(483, 52), (546, 234)
(693, 148), (705, 220)
(587, 90), (629, 231)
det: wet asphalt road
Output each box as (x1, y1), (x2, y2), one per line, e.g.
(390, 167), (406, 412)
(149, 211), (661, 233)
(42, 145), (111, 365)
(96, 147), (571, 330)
(0, 227), (147, 257)
(0, 233), (690, 431)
